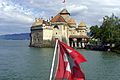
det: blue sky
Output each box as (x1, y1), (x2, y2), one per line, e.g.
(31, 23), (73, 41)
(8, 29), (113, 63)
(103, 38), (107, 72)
(0, 0), (120, 35)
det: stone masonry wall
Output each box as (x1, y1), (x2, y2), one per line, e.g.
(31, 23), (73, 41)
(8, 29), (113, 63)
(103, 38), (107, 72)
(30, 30), (43, 47)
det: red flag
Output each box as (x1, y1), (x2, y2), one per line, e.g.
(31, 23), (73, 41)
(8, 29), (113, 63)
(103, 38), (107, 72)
(55, 40), (87, 80)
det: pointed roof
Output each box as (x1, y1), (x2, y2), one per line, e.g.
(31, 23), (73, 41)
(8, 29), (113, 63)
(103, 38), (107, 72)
(50, 14), (66, 23)
(59, 9), (70, 15)
(67, 18), (76, 25)
(78, 21), (86, 27)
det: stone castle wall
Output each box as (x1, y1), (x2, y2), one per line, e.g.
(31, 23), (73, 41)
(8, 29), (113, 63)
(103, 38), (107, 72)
(30, 28), (54, 48)
(30, 30), (43, 47)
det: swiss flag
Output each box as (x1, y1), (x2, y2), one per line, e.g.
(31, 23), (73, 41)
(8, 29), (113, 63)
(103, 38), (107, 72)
(55, 40), (87, 80)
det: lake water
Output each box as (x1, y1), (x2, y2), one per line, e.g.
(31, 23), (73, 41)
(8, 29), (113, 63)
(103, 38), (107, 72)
(0, 40), (120, 80)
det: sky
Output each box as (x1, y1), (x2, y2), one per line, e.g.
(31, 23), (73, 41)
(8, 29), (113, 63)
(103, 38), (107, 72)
(0, 0), (120, 35)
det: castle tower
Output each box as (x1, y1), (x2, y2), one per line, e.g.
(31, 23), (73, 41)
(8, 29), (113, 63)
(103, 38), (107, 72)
(50, 9), (70, 43)
(77, 21), (89, 48)
(78, 21), (87, 36)
(59, 9), (71, 22)
(29, 18), (44, 47)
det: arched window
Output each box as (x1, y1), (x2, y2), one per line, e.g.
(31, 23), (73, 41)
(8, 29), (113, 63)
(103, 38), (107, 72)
(54, 25), (59, 29)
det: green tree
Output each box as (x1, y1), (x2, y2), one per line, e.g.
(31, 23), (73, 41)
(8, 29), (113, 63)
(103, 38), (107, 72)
(100, 14), (120, 44)
(90, 14), (120, 50)
(90, 25), (101, 39)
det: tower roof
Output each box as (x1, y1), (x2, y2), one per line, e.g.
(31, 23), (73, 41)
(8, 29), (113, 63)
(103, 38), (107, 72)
(78, 21), (86, 27)
(50, 14), (66, 23)
(67, 18), (76, 25)
(59, 9), (70, 15)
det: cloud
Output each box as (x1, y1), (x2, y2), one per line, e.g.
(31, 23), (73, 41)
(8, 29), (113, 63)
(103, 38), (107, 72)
(66, 4), (88, 16)
(0, 0), (120, 34)
(0, 0), (34, 23)
(0, 0), (34, 34)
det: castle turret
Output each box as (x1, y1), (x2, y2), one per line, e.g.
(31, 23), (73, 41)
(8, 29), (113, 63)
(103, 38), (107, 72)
(67, 18), (76, 27)
(76, 21), (88, 37)
(78, 21), (87, 30)
(29, 18), (44, 47)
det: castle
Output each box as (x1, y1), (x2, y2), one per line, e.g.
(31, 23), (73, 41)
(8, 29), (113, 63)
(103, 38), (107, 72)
(29, 9), (89, 48)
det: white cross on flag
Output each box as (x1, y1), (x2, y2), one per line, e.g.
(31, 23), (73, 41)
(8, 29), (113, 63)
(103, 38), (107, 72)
(55, 40), (87, 80)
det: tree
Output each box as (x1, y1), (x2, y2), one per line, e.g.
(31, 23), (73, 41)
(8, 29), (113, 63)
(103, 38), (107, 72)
(100, 14), (120, 44)
(90, 14), (120, 49)
(90, 25), (101, 39)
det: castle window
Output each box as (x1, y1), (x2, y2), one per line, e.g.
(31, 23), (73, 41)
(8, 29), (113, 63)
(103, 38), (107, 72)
(56, 32), (57, 34)
(54, 25), (59, 29)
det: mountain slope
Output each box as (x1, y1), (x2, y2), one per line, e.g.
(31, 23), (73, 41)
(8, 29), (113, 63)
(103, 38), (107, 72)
(0, 33), (30, 40)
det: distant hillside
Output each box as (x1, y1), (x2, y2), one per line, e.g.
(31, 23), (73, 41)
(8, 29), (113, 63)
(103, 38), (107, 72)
(0, 33), (30, 40)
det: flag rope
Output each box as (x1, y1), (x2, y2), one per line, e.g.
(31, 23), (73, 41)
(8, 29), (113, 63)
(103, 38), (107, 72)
(49, 39), (58, 80)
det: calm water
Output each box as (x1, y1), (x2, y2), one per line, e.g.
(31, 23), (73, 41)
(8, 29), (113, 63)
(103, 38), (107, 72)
(0, 40), (120, 80)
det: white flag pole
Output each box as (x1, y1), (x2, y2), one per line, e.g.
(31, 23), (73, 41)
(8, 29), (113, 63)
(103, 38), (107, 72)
(49, 39), (58, 80)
